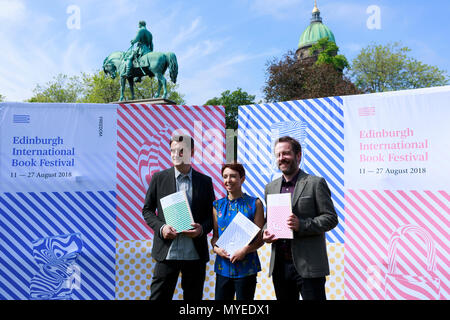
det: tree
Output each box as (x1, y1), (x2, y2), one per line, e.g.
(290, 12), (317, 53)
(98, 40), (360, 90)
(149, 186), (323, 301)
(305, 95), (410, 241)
(0, 94), (5, 102)
(80, 71), (120, 103)
(28, 74), (83, 103)
(28, 71), (185, 104)
(204, 88), (256, 130)
(350, 42), (449, 93)
(310, 37), (349, 72)
(263, 50), (359, 103)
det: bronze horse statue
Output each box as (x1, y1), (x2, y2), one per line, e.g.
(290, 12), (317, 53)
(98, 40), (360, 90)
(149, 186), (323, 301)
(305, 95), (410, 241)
(103, 51), (178, 101)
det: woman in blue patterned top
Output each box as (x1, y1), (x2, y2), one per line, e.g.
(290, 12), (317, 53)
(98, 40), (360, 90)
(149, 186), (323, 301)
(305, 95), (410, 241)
(211, 163), (265, 300)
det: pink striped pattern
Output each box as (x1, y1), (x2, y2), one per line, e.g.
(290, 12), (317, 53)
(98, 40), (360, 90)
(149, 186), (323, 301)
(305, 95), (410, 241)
(116, 104), (226, 240)
(344, 189), (449, 300)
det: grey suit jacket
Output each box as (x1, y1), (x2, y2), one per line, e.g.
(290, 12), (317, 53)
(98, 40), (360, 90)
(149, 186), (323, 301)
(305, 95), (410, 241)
(265, 170), (338, 278)
(142, 167), (215, 262)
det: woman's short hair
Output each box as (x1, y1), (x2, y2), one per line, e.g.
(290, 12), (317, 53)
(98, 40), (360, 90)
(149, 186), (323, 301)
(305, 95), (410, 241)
(221, 162), (245, 178)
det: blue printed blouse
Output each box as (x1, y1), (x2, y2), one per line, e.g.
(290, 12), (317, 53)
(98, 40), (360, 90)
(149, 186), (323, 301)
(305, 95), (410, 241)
(213, 193), (261, 278)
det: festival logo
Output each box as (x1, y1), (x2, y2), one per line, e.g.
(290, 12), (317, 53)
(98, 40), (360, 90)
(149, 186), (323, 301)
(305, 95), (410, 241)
(270, 120), (309, 180)
(384, 225), (440, 300)
(137, 124), (172, 189)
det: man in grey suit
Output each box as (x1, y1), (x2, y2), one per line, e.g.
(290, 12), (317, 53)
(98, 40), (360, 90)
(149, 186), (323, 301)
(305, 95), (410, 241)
(142, 134), (215, 300)
(263, 136), (338, 300)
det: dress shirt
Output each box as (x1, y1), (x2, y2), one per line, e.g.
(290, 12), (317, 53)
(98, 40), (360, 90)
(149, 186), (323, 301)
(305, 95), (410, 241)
(165, 167), (199, 260)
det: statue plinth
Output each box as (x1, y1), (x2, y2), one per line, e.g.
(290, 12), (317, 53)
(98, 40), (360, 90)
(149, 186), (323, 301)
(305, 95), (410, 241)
(110, 98), (177, 105)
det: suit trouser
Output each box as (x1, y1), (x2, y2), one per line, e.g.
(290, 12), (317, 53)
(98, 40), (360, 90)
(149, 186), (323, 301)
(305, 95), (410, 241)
(272, 256), (327, 301)
(214, 273), (257, 301)
(149, 259), (206, 301)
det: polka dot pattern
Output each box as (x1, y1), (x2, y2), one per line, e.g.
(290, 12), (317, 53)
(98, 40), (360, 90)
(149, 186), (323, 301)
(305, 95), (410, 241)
(115, 239), (344, 300)
(255, 242), (345, 300)
(115, 240), (154, 300)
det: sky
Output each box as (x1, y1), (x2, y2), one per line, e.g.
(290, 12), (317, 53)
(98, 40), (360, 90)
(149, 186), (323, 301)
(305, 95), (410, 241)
(0, 0), (449, 105)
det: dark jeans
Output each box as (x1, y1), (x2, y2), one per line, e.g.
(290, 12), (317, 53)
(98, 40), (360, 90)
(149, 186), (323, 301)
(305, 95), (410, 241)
(215, 273), (257, 300)
(272, 258), (326, 300)
(149, 259), (206, 301)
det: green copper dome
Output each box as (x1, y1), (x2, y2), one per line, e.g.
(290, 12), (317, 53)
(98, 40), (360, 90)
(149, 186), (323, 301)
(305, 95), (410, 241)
(298, 3), (335, 49)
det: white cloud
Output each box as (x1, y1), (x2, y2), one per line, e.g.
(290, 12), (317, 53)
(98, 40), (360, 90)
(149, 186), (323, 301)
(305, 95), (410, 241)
(178, 39), (227, 66)
(248, 0), (304, 19)
(0, 0), (26, 21)
(179, 49), (277, 105)
(171, 18), (202, 48)
(320, 2), (370, 27)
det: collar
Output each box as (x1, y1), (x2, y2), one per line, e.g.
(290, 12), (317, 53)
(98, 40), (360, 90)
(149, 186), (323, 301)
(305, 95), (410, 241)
(174, 166), (192, 180)
(281, 169), (300, 185)
(227, 192), (246, 202)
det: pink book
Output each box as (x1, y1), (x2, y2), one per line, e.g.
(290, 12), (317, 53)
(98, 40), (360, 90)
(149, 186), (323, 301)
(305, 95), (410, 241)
(267, 193), (293, 239)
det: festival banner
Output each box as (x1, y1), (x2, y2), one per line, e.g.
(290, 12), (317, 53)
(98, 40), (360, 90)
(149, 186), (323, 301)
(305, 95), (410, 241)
(343, 87), (450, 300)
(1, 86), (448, 300)
(0, 102), (117, 300)
(238, 86), (449, 300)
(238, 97), (346, 299)
(0, 102), (226, 300)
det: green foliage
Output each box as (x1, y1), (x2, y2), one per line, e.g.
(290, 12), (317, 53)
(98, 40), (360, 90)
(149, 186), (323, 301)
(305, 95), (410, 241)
(310, 37), (349, 71)
(350, 42), (449, 93)
(263, 50), (359, 103)
(28, 71), (185, 104)
(27, 74), (83, 103)
(0, 94), (5, 102)
(205, 88), (256, 130)
(80, 71), (120, 103)
(126, 77), (185, 104)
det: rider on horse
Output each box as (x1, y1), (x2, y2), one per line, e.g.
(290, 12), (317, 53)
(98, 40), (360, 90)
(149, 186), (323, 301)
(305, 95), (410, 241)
(125, 20), (154, 79)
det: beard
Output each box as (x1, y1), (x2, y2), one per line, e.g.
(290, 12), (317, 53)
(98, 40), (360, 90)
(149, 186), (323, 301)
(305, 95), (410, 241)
(277, 158), (298, 176)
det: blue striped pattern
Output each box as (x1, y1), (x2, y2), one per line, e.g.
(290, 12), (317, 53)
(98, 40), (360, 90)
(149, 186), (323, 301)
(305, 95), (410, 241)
(238, 97), (345, 243)
(0, 191), (116, 300)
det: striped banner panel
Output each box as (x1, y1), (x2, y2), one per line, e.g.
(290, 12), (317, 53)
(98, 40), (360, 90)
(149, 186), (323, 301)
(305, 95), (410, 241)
(238, 97), (345, 243)
(0, 191), (116, 300)
(116, 104), (226, 240)
(344, 189), (449, 300)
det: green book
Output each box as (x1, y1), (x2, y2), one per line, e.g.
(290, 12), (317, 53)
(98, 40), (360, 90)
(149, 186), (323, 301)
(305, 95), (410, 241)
(160, 190), (194, 232)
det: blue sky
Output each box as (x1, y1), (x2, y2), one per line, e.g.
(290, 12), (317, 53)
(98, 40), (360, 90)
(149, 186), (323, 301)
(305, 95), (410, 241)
(0, 0), (449, 104)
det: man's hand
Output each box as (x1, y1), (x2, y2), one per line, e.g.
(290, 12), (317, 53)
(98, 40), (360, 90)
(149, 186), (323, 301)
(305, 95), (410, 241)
(162, 225), (177, 240)
(181, 223), (202, 239)
(263, 229), (278, 243)
(287, 214), (299, 232)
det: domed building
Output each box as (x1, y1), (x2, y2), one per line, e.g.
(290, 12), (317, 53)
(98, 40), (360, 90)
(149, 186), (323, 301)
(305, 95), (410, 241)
(296, 1), (336, 63)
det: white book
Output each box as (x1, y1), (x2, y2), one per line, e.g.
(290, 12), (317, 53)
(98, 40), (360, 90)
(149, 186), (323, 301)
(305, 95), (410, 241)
(216, 211), (261, 256)
(160, 190), (194, 232)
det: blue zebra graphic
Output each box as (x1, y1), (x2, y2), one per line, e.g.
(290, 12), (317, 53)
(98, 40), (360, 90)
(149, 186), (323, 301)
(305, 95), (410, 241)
(270, 121), (309, 180)
(30, 233), (82, 300)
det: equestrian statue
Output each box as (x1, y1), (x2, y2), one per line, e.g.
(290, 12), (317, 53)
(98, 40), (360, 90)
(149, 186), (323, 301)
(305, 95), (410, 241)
(102, 21), (178, 101)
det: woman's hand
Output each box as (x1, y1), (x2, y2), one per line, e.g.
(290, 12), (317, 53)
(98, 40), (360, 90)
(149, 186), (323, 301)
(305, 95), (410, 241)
(263, 229), (278, 243)
(229, 247), (248, 264)
(214, 245), (230, 259)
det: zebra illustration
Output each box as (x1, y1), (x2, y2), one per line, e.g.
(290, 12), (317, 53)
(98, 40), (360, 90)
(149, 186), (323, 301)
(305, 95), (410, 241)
(270, 121), (309, 180)
(30, 233), (83, 300)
